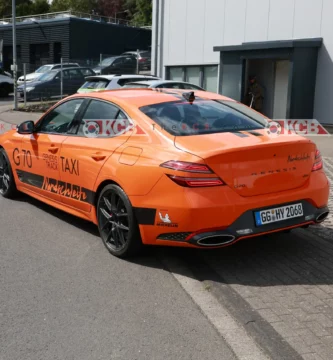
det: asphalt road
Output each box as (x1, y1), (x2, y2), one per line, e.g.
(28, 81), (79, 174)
(0, 193), (237, 360)
(0, 95), (14, 106)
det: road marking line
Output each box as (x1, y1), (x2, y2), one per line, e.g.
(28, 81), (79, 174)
(161, 255), (270, 360)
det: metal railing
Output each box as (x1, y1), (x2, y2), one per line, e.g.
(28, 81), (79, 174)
(15, 55), (152, 107)
(0, 10), (151, 28)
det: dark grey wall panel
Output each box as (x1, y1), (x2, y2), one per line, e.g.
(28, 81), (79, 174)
(69, 19), (151, 60)
(289, 47), (319, 119)
(219, 53), (243, 101)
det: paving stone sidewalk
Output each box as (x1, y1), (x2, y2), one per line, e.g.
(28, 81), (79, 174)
(204, 161), (333, 360)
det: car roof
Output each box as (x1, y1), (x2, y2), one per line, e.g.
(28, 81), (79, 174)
(84, 75), (159, 81)
(69, 88), (233, 108)
(124, 80), (199, 86)
(49, 67), (92, 72)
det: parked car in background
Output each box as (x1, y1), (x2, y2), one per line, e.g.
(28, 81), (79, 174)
(122, 80), (205, 90)
(0, 72), (14, 97)
(0, 68), (12, 78)
(77, 74), (160, 93)
(17, 63), (80, 85)
(93, 55), (137, 75)
(17, 67), (95, 100)
(121, 50), (151, 71)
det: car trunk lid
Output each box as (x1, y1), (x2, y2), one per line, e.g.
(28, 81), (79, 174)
(174, 131), (316, 197)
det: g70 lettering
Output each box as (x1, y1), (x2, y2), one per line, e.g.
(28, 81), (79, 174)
(13, 148), (32, 168)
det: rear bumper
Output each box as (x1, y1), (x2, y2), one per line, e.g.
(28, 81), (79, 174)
(186, 201), (329, 247)
(130, 170), (330, 247)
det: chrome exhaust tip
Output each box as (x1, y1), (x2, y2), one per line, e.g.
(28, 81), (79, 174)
(196, 234), (235, 247)
(316, 211), (329, 223)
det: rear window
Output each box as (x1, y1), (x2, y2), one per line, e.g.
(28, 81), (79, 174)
(139, 99), (269, 136)
(81, 80), (109, 89)
(117, 78), (145, 87)
(123, 83), (149, 88)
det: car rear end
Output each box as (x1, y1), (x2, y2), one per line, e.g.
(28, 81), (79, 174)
(77, 76), (113, 93)
(132, 92), (330, 248)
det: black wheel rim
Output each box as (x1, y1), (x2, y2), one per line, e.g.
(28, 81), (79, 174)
(0, 153), (10, 194)
(98, 190), (129, 252)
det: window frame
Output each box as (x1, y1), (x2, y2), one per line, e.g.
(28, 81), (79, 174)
(34, 98), (87, 135)
(74, 98), (134, 139)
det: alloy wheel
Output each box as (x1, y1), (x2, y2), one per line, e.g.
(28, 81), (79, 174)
(98, 190), (130, 252)
(0, 152), (10, 195)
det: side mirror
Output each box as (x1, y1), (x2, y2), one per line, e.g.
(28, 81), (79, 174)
(17, 120), (35, 134)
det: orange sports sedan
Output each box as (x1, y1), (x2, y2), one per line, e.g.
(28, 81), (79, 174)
(0, 88), (330, 258)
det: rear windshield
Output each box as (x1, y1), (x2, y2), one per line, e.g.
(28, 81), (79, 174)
(123, 83), (149, 88)
(81, 80), (109, 89)
(139, 99), (268, 136)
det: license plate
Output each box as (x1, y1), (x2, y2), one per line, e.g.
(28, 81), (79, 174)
(255, 203), (303, 226)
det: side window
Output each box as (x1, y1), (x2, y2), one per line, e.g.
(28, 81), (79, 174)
(183, 83), (201, 90)
(80, 68), (94, 76)
(77, 100), (130, 138)
(156, 83), (183, 89)
(124, 57), (135, 63)
(62, 70), (69, 79)
(68, 69), (82, 79)
(113, 58), (123, 65)
(36, 99), (84, 134)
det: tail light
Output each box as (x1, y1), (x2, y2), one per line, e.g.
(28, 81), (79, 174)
(312, 149), (323, 171)
(167, 175), (224, 187)
(160, 160), (212, 173)
(160, 160), (224, 187)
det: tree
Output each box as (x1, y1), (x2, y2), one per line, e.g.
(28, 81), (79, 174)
(32, 0), (50, 14)
(96, 0), (123, 17)
(50, 0), (97, 13)
(0, 0), (33, 18)
(124, 0), (152, 25)
(0, 0), (50, 18)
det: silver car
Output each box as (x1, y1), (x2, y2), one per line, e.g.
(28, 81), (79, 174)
(77, 74), (160, 93)
(122, 80), (205, 90)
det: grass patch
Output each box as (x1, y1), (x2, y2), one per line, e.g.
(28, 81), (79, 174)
(17, 101), (58, 113)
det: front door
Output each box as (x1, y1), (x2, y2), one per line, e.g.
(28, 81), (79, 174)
(59, 98), (134, 212)
(16, 98), (85, 203)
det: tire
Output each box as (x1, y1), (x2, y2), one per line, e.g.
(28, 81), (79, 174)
(0, 148), (18, 199)
(97, 184), (143, 258)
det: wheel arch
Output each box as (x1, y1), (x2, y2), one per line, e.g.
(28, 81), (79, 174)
(94, 179), (122, 211)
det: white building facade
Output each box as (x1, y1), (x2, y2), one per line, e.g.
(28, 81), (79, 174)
(151, 0), (333, 125)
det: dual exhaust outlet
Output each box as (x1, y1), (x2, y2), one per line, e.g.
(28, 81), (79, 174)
(194, 211), (330, 247)
(315, 211), (329, 223)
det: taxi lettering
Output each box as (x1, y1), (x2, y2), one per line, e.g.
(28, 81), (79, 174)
(60, 157), (79, 176)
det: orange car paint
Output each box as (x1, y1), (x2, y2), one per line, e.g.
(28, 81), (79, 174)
(0, 88), (330, 249)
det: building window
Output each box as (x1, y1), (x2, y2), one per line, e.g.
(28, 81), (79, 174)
(166, 65), (218, 92)
(185, 66), (201, 86)
(169, 67), (183, 81)
(203, 65), (218, 92)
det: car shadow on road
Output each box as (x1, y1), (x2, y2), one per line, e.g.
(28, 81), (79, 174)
(12, 193), (100, 237)
(154, 226), (333, 288)
(12, 192), (333, 287)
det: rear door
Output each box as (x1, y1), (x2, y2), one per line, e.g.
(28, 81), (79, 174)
(68, 69), (85, 94)
(122, 57), (136, 74)
(58, 98), (134, 212)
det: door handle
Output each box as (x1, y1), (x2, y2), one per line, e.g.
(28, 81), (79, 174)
(48, 146), (59, 153)
(91, 153), (106, 161)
